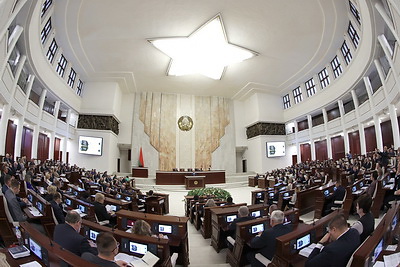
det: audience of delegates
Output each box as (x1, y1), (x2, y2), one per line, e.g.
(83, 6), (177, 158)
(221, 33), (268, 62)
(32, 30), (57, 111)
(352, 194), (374, 243)
(247, 210), (292, 266)
(225, 196), (235, 206)
(50, 192), (65, 224)
(5, 179), (27, 222)
(94, 193), (116, 226)
(305, 214), (360, 267)
(82, 232), (128, 267)
(53, 211), (97, 256)
(227, 206), (254, 238)
(324, 180), (346, 216)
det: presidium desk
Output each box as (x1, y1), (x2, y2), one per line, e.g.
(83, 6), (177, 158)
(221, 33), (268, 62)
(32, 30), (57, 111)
(156, 170), (225, 185)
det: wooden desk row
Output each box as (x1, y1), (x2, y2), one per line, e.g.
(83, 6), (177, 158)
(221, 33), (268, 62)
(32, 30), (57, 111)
(116, 209), (190, 266)
(2, 221), (99, 267)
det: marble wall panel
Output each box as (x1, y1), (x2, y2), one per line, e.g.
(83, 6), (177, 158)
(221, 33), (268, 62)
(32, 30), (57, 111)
(139, 92), (146, 123)
(159, 94), (177, 170)
(195, 96), (212, 169)
(144, 92), (152, 135)
(150, 92), (161, 150)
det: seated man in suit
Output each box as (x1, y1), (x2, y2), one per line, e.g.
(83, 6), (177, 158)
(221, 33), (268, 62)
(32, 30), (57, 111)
(227, 206), (254, 238)
(94, 193), (116, 226)
(4, 179), (27, 222)
(2, 175), (27, 208)
(305, 214), (360, 267)
(53, 210), (97, 256)
(324, 180), (346, 215)
(82, 232), (127, 267)
(50, 192), (65, 224)
(247, 210), (291, 266)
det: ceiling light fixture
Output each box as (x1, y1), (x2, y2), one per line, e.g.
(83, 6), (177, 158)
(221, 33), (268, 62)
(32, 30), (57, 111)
(148, 14), (258, 80)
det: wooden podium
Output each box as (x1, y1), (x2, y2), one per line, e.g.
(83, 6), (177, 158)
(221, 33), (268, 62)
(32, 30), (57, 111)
(185, 176), (205, 190)
(132, 167), (148, 178)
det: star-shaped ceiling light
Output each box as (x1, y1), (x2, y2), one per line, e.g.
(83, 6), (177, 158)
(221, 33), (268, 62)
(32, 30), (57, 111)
(149, 14), (258, 80)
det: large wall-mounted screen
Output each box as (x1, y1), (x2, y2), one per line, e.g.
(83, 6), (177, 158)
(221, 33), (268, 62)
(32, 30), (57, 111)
(78, 136), (103, 156)
(266, 141), (285, 157)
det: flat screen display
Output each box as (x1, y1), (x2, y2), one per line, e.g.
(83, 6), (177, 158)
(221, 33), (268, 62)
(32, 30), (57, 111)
(372, 238), (383, 263)
(269, 193), (274, 197)
(284, 192), (289, 197)
(352, 186), (357, 192)
(78, 204), (87, 213)
(251, 224), (264, 234)
(360, 182), (364, 187)
(324, 190), (329, 197)
(65, 199), (72, 206)
(27, 194), (33, 203)
(296, 233), (311, 250)
(251, 210), (261, 218)
(89, 229), (99, 241)
(36, 202), (43, 213)
(226, 215), (237, 223)
(392, 215), (398, 231)
(266, 141), (285, 158)
(125, 196), (131, 201)
(256, 192), (263, 198)
(158, 224), (172, 234)
(116, 194), (121, 199)
(29, 238), (42, 259)
(78, 136), (103, 156)
(129, 241), (148, 255)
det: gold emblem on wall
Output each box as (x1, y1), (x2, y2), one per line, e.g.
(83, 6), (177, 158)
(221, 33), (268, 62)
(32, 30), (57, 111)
(178, 116), (193, 131)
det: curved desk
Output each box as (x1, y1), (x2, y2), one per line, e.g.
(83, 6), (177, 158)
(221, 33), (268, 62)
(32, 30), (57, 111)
(156, 170), (225, 185)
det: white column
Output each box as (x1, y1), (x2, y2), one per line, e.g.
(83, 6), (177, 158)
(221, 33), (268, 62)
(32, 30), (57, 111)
(48, 132), (55, 160)
(373, 115), (384, 151)
(294, 120), (301, 163)
(0, 0), (27, 42)
(0, 104), (11, 154)
(31, 125), (39, 159)
(307, 115), (315, 160)
(0, 25), (23, 77)
(374, 59), (400, 148)
(337, 100), (350, 155)
(375, 3), (400, 45)
(359, 123), (367, 155)
(14, 116), (23, 158)
(322, 108), (332, 159)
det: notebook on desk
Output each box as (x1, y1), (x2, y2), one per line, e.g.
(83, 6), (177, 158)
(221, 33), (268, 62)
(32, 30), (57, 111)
(8, 245), (30, 259)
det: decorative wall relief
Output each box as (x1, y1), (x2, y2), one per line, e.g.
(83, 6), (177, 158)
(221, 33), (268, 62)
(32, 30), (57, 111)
(246, 122), (285, 139)
(77, 115), (119, 135)
(139, 92), (177, 171)
(195, 96), (230, 169)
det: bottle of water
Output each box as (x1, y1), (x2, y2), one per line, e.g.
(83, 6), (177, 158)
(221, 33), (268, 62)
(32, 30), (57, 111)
(15, 226), (23, 245)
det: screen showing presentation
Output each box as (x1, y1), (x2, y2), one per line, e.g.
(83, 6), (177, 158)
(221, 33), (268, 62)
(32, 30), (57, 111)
(158, 224), (172, 234)
(251, 210), (261, 218)
(296, 234), (311, 250)
(251, 224), (264, 234)
(36, 202), (43, 213)
(129, 242), (148, 255)
(29, 238), (42, 259)
(226, 215), (237, 223)
(65, 199), (72, 206)
(78, 136), (103, 156)
(79, 205), (86, 213)
(266, 142), (285, 157)
(89, 230), (99, 241)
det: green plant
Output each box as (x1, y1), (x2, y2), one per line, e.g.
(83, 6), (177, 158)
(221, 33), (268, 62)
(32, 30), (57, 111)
(186, 187), (231, 200)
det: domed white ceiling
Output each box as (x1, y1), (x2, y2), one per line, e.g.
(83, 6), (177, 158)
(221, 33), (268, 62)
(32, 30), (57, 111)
(53, 0), (348, 98)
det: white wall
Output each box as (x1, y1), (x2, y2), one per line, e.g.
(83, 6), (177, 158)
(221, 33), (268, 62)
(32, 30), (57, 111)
(118, 93), (135, 145)
(79, 82), (122, 120)
(119, 148), (131, 173)
(68, 129), (119, 173)
(244, 135), (294, 173)
(233, 100), (247, 147)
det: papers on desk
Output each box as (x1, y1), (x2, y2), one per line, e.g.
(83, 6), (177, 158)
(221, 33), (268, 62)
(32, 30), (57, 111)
(386, 245), (398, 251)
(383, 252), (400, 267)
(19, 261), (42, 267)
(389, 178), (395, 183)
(116, 252), (159, 267)
(298, 243), (317, 258)
(353, 190), (363, 195)
(8, 245), (30, 259)
(384, 184), (395, 190)
(28, 207), (42, 217)
(72, 209), (87, 218)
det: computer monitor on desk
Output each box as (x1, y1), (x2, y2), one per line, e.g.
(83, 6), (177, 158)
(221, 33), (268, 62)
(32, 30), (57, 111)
(120, 238), (158, 256)
(226, 215), (237, 223)
(251, 210), (261, 218)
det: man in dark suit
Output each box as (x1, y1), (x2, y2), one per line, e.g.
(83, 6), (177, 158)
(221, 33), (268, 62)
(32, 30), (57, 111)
(4, 179), (27, 222)
(50, 192), (65, 224)
(93, 192), (116, 226)
(306, 214), (360, 267)
(324, 180), (346, 215)
(227, 206), (254, 237)
(53, 211), (97, 256)
(247, 210), (291, 266)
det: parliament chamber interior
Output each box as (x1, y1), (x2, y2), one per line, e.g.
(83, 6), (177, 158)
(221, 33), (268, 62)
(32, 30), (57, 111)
(1, 0), (400, 266)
